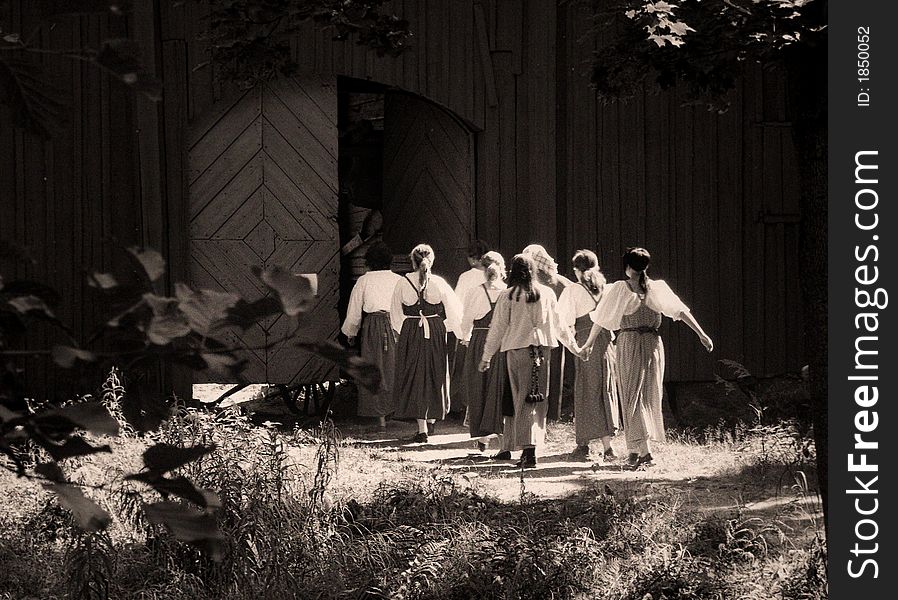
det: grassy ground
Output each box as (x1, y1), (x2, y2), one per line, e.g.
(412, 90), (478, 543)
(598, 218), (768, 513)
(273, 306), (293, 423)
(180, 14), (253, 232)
(0, 410), (825, 599)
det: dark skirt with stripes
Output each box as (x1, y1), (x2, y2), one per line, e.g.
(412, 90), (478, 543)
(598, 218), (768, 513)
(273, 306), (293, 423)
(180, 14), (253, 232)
(393, 315), (450, 420)
(357, 311), (397, 417)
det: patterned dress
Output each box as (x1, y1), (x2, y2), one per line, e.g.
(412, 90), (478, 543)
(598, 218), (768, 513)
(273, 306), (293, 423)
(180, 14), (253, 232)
(591, 280), (688, 450)
(615, 301), (666, 448)
(462, 284), (507, 438)
(393, 276), (451, 420)
(571, 285), (620, 445)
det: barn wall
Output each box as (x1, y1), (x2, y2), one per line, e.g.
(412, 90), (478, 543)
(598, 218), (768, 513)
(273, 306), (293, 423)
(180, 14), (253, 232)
(0, 2), (187, 398)
(1, 0), (804, 390)
(557, 2), (803, 380)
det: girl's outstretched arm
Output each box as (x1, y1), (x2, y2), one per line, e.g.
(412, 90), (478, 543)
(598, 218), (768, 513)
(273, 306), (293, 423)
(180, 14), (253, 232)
(680, 311), (713, 352)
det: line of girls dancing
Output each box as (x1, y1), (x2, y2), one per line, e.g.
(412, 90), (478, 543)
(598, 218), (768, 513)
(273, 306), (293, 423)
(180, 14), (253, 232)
(341, 240), (713, 470)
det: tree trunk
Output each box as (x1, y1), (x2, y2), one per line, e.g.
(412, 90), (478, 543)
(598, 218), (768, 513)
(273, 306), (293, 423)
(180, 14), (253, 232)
(785, 40), (828, 530)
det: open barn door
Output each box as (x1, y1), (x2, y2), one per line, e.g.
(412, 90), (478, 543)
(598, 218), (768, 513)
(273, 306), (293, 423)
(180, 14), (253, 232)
(382, 92), (475, 281)
(188, 77), (339, 384)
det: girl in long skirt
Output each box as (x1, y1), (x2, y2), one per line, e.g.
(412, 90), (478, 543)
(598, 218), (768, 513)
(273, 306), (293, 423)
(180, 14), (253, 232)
(341, 242), (404, 430)
(558, 250), (620, 461)
(582, 248), (713, 469)
(450, 239), (491, 415)
(458, 251), (508, 451)
(391, 244), (463, 443)
(479, 254), (581, 468)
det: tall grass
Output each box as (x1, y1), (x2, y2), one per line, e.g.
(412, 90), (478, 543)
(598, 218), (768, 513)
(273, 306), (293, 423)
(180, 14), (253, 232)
(0, 390), (826, 600)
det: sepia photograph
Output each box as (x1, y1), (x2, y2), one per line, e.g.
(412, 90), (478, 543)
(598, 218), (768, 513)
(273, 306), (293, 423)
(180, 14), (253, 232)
(1, 1), (834, 598)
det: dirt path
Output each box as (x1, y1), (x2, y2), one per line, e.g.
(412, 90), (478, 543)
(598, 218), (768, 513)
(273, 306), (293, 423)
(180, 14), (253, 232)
(288, 417), (822, 541)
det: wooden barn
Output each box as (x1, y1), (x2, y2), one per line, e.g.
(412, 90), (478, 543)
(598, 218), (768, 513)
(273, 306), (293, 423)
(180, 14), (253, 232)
(0, 1), (804, 394)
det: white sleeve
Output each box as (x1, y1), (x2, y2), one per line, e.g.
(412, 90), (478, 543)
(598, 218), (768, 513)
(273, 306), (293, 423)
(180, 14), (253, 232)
(590, 281), (630, 331)
(389, 279), (406, 334)
(438, 277), (464, 335)
(459, 287), (479, 342)
(646, 280), (690, 320)
(341, 276), (366, 337)
(556, 285), (577, 329)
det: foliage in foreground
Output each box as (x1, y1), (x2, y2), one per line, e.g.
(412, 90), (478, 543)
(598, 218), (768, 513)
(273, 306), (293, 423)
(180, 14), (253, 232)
(1, 406), (826, 600)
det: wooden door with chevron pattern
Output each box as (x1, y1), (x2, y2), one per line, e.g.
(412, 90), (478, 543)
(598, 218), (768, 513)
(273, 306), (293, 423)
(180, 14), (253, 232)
(188, 77), (339, 384)
(382, 93), (475, 283)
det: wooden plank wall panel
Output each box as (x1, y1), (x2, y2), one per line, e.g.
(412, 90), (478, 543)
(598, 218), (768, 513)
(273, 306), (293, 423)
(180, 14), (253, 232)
(0, 5), (162, 398)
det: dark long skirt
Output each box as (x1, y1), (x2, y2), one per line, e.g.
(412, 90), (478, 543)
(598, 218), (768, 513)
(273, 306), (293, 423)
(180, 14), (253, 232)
(357, 312), (397, 417)
(462, 328), (506, 437)
(394, 316), (450, 420)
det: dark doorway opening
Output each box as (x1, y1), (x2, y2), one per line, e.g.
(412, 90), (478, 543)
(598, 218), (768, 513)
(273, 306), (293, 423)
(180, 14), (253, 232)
(336, 77), (477, 331)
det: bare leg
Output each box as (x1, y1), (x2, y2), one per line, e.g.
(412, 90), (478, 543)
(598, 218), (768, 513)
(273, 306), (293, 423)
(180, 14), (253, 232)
(416, 419), (428, 434)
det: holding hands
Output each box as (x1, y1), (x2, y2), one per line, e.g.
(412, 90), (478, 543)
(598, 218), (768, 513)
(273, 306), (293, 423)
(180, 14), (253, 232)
(478, 359), (491, 372)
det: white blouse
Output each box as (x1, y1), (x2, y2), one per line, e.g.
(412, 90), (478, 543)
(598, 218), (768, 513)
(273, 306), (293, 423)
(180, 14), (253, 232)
(458, 282), (505, 342)
(341, 270), (405, 337)
(390, 274), (463, 336)
(455, 267), (487, 303)
(557, 283), (601, 329)
(590, 279), (690, 331)
(481, 283), (575, 360)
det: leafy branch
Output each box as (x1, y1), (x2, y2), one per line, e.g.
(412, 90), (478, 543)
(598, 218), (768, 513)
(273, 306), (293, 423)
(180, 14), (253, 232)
(587, 0), (827, 110)
(0, 2), (161, 138)
(197, 0), (412, 87)
(1, 240), (382, 558)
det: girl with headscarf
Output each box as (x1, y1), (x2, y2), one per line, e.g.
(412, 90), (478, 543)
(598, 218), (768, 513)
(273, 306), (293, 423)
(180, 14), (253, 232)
(557, 250), (620, 461)
(581, 248), (713, 469)
(391, 244), (463, 443)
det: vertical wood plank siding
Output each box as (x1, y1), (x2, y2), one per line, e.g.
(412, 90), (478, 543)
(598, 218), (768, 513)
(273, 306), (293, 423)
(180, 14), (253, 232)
(1, 0), (804, 395)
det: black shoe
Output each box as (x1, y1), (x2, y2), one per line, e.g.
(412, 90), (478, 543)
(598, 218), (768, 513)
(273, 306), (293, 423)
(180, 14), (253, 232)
(491, 450), (512, 460)
(634, 453), (655, 469)
(408, 432), (428, 444)
(626, 453), (640, 468)
(570, 445), (590, 461)
(516, 448), (537, 469)
(427, 422), (435, 435)
(477, 441), (487, 452)
(603, 448), (617, 461)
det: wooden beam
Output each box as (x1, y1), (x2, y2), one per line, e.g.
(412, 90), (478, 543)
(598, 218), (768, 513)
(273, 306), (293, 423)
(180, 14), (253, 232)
(474, 2), (498, 107)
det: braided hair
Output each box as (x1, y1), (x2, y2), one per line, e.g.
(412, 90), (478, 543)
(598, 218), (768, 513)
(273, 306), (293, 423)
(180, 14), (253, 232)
(622, 247), (651, 294)
(410, 244), (435, 288)
(572, 249), (606, 296)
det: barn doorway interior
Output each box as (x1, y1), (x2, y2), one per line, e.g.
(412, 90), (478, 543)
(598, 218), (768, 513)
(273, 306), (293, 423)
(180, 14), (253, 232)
(337, 77), (477, 328)
(337, 78), (388, 321)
